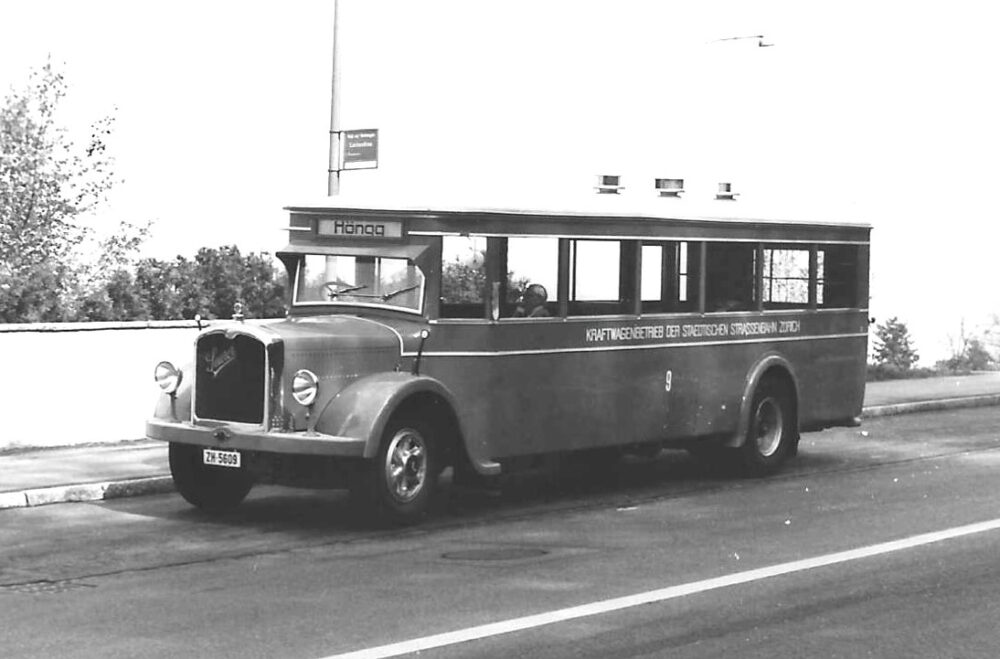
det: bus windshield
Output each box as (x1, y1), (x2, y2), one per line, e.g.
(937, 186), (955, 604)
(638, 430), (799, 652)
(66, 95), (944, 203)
(294, 254), (424, 312)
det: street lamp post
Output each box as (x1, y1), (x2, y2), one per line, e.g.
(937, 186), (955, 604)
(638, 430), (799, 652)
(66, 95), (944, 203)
(327, 0), (342, 195)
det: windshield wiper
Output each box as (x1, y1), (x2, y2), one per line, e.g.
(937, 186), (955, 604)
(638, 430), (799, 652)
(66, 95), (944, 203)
(382, 284), (420, 301)
(328, 284), (366, 297)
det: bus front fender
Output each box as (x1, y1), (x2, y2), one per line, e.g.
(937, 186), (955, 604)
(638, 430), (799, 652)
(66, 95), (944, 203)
(724, 353), (801, 449)
(314, 372), (464, 461)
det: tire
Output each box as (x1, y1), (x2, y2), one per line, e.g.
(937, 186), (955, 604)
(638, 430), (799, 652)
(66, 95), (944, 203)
(349, 416), (439, 525)
(168, 443), (253, 511)
(738, 378), (795, 476)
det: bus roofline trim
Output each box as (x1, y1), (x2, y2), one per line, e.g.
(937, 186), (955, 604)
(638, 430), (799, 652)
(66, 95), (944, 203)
(408, 231), (869, 246)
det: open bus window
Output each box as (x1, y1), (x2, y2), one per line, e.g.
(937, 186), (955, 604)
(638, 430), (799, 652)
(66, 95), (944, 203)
(641, 244), (662, 302)
(641, 241), (697, 314)
(568, 239), (624, 316)
(705, 242), (756, 312)
(295, 254), (424, 312)
(505, 237), (558, 317)
(762, 247), (811, 309)
(440, 236), (487, 318)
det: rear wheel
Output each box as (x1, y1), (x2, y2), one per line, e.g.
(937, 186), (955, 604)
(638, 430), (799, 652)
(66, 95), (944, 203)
(738, 379), (795, 476)
(349, 416), (439, 525)
(168, 443), (253, 511)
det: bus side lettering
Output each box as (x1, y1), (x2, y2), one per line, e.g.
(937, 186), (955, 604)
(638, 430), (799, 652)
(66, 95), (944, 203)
(584, 319), (802, 344)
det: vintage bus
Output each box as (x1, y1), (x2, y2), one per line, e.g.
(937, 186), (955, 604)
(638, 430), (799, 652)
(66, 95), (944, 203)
(147, 192), (870, 523)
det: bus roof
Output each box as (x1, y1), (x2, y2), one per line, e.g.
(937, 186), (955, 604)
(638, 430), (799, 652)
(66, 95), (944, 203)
(284, 192), (870, 229)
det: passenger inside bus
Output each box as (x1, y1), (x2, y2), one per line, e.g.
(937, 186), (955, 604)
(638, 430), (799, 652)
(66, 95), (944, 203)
(513, 284), (551, 318)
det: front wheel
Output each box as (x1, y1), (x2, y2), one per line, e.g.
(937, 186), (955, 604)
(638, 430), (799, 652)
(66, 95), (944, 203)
(738, 379), (795, 476)
(349, 417), (439, 525)
(169, 443), (253, 511)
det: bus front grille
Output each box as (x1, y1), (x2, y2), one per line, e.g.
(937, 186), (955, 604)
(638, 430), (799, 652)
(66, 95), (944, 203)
(195, 333), (267, 424)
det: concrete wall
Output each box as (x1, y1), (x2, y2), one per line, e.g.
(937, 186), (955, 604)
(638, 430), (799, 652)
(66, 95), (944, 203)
(0, 321), (203, 451)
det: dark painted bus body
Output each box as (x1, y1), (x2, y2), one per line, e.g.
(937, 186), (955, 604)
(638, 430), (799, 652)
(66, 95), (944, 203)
(148, 194), (870, 522)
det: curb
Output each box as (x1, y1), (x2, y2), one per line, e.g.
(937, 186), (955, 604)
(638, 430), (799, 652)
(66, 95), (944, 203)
(0, 476), (174, 511)
(862, 393), (1000, 418)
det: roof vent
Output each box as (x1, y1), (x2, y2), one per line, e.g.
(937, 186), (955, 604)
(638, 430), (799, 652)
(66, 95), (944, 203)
(654, 178), (684, 197)
(595, 174), (623, 195)
(715, 182), (739, 201)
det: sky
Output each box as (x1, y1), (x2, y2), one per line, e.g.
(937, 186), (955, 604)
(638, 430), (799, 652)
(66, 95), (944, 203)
(2, 0), (999, 362)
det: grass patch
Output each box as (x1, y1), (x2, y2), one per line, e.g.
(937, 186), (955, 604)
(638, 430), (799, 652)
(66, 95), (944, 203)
(866, 364), (978, 382)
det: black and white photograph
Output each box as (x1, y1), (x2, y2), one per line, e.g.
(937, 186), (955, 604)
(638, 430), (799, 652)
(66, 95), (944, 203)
(2, 1), (1000, 657)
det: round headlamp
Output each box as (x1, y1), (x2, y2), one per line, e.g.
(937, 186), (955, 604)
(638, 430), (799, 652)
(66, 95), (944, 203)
(291, 369), (319, 406)
(154, 361), (183, 395)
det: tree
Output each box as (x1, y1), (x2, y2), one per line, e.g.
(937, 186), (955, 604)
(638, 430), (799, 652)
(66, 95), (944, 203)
(871, 316), (919, 370)
(0, 61), (120, 322)
(938, 319), (996, 372)
(186, 246), (286, 319)
(193, 246), (245, 318)
(441, 255), (486, 304)
(0, 260), (66, 322)
(964, 338), (994, 371)
(240, 251), (287, 319)
(127, 246), (286, 321)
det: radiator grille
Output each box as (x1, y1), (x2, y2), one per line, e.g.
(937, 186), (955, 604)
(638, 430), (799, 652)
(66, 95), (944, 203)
(195, 333), (266, 424)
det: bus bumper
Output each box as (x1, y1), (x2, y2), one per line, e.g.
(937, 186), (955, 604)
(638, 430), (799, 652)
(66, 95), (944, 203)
(146, 418), (368, 457)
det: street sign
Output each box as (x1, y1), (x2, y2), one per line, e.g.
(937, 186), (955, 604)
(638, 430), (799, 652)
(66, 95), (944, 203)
(341, 129), (378, 170)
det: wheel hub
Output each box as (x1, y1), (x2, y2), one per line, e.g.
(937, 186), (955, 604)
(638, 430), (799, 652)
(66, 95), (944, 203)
(753, 397), (784, 458)
(385, 429), (427, 503)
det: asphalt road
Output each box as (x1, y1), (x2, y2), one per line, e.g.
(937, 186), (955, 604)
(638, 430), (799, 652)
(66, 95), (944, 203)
(2, 407), (999, 658)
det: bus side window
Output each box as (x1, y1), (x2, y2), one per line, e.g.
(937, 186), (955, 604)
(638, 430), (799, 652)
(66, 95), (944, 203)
(640, 244), (664, 312)
(640, 241), (698, 314)
(705, 242), (756, 312)
(505, 236), (559, 317)
(440, 236), (487, 318)
(568, 239), (626, 316)
(761, 246), (811, 310)
(819, 245), (859, 308)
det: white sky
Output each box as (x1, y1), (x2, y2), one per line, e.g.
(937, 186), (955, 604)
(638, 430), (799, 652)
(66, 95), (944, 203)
(2, 0), (999, 362)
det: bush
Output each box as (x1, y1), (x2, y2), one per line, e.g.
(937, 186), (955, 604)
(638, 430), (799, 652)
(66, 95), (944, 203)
(866, 364), (940, 382)
(938, 336), (995, 372)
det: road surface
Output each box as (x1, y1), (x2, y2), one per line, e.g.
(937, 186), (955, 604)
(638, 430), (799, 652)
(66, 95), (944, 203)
(2, 407), (999, 658)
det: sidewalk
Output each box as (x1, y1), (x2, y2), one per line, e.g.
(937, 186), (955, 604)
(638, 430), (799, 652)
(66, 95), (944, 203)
(863, 371), (1000, 416)
(0, 441), (172, 510)
(3, 373), (1000, 510)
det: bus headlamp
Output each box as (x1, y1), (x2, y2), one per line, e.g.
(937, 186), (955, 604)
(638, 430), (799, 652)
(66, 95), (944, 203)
(291, 369), (320, 407)
(154, 361), (183, 395)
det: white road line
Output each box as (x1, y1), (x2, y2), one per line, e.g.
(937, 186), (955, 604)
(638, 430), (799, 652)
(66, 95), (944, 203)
(323, 517), (1000, 659)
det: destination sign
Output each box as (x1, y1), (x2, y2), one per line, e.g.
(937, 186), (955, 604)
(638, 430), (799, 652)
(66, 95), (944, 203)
(317, 218), (403, 239)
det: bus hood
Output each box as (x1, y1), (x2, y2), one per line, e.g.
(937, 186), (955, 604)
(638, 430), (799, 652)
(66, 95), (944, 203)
(264, 315), (407, 356)
(194, 315), (414, 431)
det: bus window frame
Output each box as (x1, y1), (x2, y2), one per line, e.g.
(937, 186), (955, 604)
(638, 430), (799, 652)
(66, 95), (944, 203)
(438, 235), (490, 320)
(566, 237), (632, 317)
(759, 243), (815, 311)
(495, 235), (561, 321)
(638, 240), (703, 315)
(429, 234), (869, 323)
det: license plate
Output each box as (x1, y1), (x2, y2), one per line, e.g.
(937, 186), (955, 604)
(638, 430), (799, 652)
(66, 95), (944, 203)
(203, 448), (241, 468)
